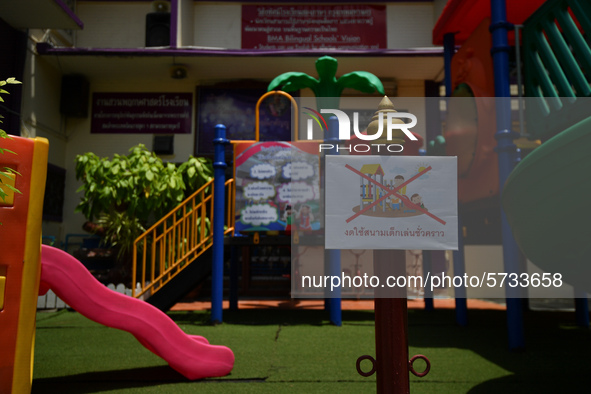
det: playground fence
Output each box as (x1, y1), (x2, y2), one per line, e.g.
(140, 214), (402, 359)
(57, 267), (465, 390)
(37, 282), (143, 310)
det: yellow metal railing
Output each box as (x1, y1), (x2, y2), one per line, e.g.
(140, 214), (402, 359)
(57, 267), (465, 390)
(132, 178), (235, 298)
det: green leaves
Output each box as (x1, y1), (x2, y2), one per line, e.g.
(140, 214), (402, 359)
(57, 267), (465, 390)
(177, 156), (213, 193)
(268, 72), (318, 93)
(145, 169), (154, 181)
(0, 78), (21, 205)
(267, 56), (385, 109)
(2, 77), (21, 85)
(337, 71), (385, 95)
(0, 168), (21, 202)
(97, 211), (146, 261)
(0, 77), (21, 103)
(187, 166), (196, 178)
(74, 144), (214, 258)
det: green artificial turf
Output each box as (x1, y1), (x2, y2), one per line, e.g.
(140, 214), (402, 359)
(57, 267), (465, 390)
(32, 306), (591, 393)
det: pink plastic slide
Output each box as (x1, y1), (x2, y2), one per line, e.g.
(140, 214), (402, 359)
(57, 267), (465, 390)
(39, 245), (234, 380)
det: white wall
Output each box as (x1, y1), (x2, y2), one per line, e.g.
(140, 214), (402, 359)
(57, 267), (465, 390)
(178, 0), (194, 47)
(193, 4), (241, 49)
(76, 2), (152, 48)
(22, 45), (67, 165)
(387, 4), (436, 49)
(22, 33), (70, 241)
(22, 40), (198, 241)
(433, 0), (449, 27)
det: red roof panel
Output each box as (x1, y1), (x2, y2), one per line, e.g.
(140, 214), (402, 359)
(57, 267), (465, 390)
(432, 0), (546, 45)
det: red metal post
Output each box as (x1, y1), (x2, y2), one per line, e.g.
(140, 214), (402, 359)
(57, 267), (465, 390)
(373, 249), (409, 393)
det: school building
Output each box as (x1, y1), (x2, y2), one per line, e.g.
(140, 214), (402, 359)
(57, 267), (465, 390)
(0, 0), (450, 242)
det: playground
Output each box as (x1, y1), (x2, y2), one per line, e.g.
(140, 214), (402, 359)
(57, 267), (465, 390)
(3, 0), (591, 392)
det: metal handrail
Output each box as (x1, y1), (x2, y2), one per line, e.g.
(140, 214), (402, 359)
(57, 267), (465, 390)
(132, 178), (235, 298)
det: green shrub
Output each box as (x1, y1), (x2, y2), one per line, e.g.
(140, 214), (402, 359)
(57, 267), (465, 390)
(75, 144), (213, 260)
(0, 78), (22, 204)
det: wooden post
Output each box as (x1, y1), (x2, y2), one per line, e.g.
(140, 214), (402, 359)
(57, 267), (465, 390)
(373, 249), (410, 393)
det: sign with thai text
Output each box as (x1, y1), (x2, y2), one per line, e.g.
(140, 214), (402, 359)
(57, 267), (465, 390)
(242, 5), (386, 50)
(234, 141), (321, 233)
(325, 155), (458, 250)
(91, 92), (192, 134)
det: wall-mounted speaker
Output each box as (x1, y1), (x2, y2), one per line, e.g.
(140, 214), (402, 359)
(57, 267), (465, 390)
(146, 12), (170, 47)
(60, 74), (89, 118)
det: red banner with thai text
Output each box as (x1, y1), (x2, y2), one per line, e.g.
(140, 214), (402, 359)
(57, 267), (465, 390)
(91, 92), (192, 134)
(242, 5), (387, 50)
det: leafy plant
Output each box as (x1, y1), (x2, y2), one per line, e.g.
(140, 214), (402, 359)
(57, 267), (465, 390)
(268, 56), (385, 109)
(96, 211), (145, 270)
(0, 78), (22, 203)
(178, 156), (214, 193)
(75, 144), (214, 263)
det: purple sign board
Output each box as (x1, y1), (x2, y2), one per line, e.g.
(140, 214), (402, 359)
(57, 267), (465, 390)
(91, 92), (192, 134)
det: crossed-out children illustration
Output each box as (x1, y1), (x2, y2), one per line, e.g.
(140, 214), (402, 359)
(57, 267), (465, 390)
(346, 164), (445, 225)
(385, 177), (425, 213)
(387, 175), (408, 211)
(282, 203), (315, 231)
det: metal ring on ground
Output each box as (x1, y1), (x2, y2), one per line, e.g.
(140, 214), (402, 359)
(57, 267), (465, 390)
(409, 354), (431, 377)
(356, 355), (376, 377)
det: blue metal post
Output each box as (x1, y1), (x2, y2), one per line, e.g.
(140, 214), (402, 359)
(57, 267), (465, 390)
(444, 32), (468, 326)
(574, 289), (589, 328)
(443, 33), (455, 98)
(422, 251), (434, 311)
(229, 246), (239, 311)
(325, 116), (342, 326)
(453, 221), (468, 326)
(212, 124), (229, 324)
(491, 0), (525, 350)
